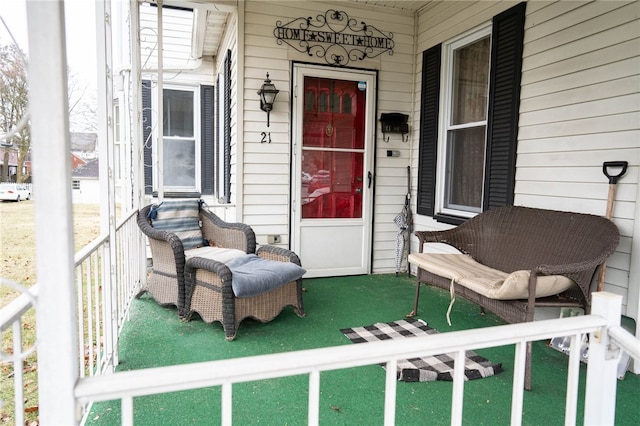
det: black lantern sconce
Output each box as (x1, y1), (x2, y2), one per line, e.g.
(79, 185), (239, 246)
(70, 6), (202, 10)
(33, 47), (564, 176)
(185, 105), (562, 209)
(257, 73), (279, 127)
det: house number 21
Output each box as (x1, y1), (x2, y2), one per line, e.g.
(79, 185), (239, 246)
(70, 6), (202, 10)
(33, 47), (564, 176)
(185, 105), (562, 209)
(261, 132), (272, 143)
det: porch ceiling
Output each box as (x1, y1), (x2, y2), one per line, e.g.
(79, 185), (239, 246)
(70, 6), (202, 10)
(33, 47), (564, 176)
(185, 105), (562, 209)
(184, 0), (433, 59)
(347, 0), (434, 12)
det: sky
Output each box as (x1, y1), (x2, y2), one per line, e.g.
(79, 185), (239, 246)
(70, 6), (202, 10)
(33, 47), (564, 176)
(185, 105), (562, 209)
(0, 0), (98, 91)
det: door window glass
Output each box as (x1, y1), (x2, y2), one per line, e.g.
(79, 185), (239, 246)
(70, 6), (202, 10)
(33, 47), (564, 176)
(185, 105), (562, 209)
(301, 77), (366, 219)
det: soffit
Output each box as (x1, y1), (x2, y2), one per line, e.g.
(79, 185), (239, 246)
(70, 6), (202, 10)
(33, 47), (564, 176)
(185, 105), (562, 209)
(187, 0), (433, 58)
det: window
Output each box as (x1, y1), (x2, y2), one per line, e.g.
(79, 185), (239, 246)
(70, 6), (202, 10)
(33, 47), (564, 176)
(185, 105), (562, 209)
(162, 88), (198, 188)
(142, 81), (215, 196)
(440, 28), (491, 217)
(417, 3), (525, 223)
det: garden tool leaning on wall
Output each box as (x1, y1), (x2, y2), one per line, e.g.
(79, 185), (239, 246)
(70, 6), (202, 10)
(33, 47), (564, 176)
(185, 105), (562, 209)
(597, 161), (628, 291)
(550, 160), (629, 378)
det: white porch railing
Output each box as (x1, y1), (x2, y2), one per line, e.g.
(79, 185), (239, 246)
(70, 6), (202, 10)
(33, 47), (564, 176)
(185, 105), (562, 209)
(74, 208), (143, 378)
(70, 292), (637, 426)
(3, 264), (638, 425)
(0, 208), (143, 424)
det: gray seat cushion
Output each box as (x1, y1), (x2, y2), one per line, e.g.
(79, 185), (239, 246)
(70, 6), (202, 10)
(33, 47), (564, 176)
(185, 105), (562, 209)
(226, 254), (306, 297)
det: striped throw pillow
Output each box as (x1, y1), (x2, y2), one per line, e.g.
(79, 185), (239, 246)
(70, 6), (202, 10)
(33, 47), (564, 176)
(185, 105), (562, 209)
(150, 200), (204, 250)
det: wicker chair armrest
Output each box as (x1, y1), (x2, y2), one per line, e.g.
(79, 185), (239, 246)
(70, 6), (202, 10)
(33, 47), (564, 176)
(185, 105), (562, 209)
(184, 256), (234, 308)
(256, 245), (302, 266)
(534, 258), (609, 276)
(200, 209), (257, 253)
(185, 256), (232, 280)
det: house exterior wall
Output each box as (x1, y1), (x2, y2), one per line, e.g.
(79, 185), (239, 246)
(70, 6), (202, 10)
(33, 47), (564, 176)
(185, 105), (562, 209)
(130, 0), (638, 323)
(241, 1), (417, 257)
(412, 0), (639, 322)
(71, 179), (100, 204)
(210, 10), (241, 223)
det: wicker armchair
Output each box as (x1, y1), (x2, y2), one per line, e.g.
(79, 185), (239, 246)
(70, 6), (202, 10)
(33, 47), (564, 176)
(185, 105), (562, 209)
(137, 203), (256, 316)
(184, 245), (306, 340)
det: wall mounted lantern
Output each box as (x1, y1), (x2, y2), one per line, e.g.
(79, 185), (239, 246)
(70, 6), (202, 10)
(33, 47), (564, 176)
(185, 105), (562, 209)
(257, 73), (279, 127)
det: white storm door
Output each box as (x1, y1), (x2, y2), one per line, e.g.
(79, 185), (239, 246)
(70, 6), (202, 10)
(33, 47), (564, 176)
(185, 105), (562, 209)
(292, 65), (375, 278)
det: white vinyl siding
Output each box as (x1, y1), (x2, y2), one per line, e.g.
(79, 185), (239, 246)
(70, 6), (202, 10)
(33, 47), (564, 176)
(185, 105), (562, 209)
(517, 0), (639, 316)
(414, 0), (638, 319)
(210, 11), (240, 222)
(243, 1), (416, 269)
(139, 4), (200, 69)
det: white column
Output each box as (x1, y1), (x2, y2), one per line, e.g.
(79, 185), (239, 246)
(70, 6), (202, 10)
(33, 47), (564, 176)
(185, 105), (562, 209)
(95, 0), (119, 370)
(627, 161), (640, 373)
(584, 292), (622, 425)
(26, 1), (79, 423)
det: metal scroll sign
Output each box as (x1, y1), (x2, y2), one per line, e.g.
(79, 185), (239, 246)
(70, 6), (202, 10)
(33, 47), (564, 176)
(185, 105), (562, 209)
(274, 10), (394, 66)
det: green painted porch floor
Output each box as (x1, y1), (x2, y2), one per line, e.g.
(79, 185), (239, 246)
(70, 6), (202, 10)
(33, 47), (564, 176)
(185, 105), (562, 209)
(87, 274), (639, 425)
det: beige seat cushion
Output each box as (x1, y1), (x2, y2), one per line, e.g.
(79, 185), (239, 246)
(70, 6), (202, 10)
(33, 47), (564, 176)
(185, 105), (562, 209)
(185, 246), (247, 263)
(408, 253), (575, 300)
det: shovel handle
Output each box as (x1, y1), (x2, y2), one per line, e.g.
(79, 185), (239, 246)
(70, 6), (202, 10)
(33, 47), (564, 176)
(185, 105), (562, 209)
(603, 161), (628, 184)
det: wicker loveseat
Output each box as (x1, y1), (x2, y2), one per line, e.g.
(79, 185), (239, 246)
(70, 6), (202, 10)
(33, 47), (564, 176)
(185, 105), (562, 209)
(137, 202), (256, 316)
(408, 205), (620, 390)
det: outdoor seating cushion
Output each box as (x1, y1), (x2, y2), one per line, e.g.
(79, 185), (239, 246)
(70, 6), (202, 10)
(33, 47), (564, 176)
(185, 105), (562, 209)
(408, 253), (575, 300)
(185, 246), (247, 263)
(149, 200), (204, 250)
(226, 254), (306, 298)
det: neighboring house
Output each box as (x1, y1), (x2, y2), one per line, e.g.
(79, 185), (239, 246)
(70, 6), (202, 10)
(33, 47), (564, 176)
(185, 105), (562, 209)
(70, 152), (86, 170)
(70, 132), (98, 161)
(110, 0), (639, 370)
(71, 158), (100, 204)
(0, 146), (32, 182)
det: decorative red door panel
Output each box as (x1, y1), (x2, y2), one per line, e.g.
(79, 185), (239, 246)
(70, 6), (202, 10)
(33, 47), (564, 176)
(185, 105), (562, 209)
(301, 77), (365, 219)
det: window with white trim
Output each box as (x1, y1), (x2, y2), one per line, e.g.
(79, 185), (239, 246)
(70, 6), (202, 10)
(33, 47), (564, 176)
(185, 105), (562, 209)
(417, 3), (526, 224)
(156, 86), (200, 191)
(142, 81), (216, 197)
(438, 27), (491, 218)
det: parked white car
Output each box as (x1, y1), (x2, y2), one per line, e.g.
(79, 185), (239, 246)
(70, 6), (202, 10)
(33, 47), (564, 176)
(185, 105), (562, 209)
(0, 183), (31, 201)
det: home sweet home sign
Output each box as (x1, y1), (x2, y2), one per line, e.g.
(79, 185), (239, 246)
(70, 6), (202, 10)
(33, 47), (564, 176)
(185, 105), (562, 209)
(274, 10), (394, 66)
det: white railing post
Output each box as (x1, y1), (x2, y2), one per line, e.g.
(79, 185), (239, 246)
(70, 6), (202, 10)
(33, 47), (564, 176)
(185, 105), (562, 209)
(26, 1), (80, 423)
(584, 292), (622, 425)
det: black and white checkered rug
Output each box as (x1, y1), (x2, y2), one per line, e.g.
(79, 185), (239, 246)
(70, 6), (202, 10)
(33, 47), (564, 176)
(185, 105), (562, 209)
(340, 319), (503, 382)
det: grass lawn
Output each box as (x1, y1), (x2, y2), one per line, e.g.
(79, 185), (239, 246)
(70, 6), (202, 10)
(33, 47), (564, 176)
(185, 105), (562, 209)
(0, 201), (103, 424)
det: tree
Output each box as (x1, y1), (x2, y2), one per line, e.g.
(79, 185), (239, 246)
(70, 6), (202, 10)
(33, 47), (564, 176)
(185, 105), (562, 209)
(0, 43), (30, 183)
(0, 42), (97, 183)
(68, 68), (97, 133)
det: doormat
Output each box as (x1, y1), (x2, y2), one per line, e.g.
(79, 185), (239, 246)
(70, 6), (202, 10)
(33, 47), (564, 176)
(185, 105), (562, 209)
(340, 318), (503, 382)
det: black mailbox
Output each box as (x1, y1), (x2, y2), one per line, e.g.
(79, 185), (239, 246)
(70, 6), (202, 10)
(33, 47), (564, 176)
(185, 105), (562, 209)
(380, 113), (409, 142)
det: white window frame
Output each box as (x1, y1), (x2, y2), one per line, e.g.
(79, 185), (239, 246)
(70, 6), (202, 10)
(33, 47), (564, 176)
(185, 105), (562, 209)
(151, 83), (201, 193)
(436, 24), (492, 219)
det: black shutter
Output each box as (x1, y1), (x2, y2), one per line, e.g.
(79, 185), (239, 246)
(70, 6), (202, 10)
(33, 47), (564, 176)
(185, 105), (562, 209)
(201, 85), (214, 195)
(223, 49), (232, 204)
(483, 2), (526, 210)
(214, 76), (220, 199)
(416, 45), (441, 216)
(142, 80), (153, 195)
